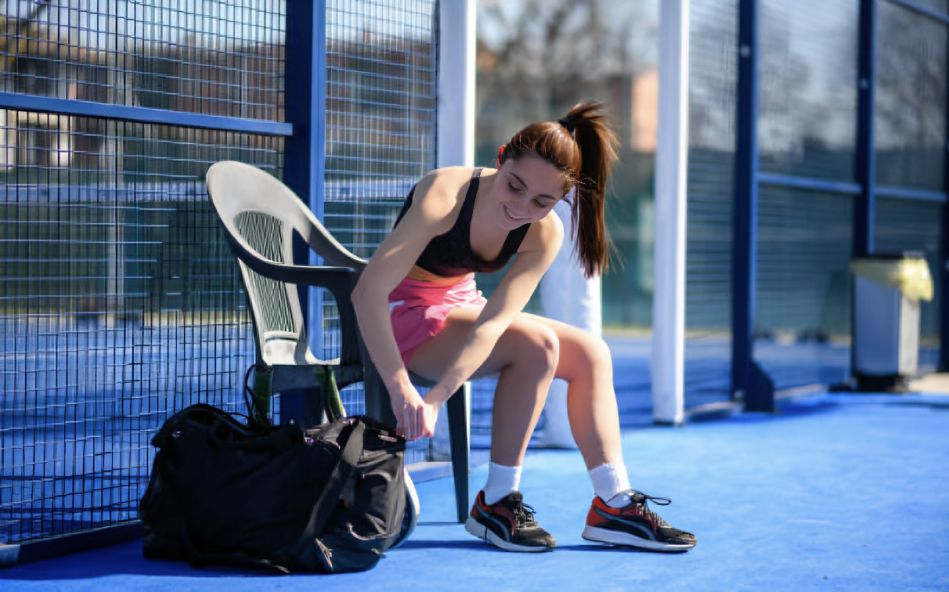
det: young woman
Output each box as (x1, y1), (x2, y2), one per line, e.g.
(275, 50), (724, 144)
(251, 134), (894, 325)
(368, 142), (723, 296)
(352, 102), (696, 553)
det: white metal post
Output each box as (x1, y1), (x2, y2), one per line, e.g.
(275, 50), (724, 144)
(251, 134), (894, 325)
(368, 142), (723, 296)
(652, 0), (689, 425)
(436, 0), (475, 169)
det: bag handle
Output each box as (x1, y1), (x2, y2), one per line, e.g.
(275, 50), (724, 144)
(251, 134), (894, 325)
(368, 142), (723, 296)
(291, 420), (366, 550)
(151, 404), (226, 448)
(206, 416), (302, 454)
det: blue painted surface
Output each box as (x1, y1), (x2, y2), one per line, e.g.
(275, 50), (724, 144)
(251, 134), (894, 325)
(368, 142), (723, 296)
(1, 392), (947, 590)
(0, 92), (293, 136)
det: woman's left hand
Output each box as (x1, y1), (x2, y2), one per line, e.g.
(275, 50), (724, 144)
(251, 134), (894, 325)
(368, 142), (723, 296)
(399, 392), (441, 442)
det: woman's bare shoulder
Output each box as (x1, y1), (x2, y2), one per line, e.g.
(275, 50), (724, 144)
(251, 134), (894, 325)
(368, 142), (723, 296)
(410, 166), (477, 223)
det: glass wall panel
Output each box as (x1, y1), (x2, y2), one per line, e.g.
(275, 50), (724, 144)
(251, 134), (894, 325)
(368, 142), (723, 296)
(876, 1), (947, 190)
(758, 0), (858, 181)
(753, 187), (853, 392)
(475, 0), (660, 434)
(685, 0), (736, 410)
(873, 197), (943, 370)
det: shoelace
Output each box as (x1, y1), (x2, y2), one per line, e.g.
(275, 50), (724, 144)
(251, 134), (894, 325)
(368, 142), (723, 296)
(629, 491), (673, 529)
(513, 501), (538, 528)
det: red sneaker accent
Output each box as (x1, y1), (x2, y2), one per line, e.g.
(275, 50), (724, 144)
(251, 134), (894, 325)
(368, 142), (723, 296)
(588, 496), (658, 534)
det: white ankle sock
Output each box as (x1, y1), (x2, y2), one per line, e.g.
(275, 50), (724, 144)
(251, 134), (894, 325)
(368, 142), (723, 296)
(588, 461), (633, 508)
(483, 462), (522, 505)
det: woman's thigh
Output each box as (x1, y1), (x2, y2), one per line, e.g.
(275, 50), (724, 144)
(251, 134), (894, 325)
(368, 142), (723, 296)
(406, 308), (559, 382)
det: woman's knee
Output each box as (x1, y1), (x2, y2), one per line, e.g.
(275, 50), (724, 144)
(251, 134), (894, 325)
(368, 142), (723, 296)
(566, 333), (613, 379)
(507, 321), (560, 377)
(591, 335), (612, 366)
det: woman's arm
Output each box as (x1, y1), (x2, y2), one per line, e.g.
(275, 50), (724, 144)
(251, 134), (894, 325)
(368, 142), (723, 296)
(351, 167), (471, 435)
(424, 212), (564, 406)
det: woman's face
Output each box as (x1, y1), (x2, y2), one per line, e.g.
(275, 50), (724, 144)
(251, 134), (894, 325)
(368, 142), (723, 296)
(491, 155), (568, 230)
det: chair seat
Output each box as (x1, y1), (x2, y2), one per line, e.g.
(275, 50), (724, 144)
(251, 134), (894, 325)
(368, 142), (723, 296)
(262, 338), (322, 366)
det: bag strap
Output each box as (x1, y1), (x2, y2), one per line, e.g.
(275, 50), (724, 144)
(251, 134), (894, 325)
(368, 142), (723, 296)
(294, 420), (366, 546)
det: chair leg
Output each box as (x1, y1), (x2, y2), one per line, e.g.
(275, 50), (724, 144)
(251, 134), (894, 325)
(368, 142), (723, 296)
(359, 342), (398, 429)
(446, 384), (470, 523)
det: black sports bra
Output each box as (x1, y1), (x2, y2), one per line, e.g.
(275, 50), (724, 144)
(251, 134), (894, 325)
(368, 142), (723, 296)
(393, 168), (531, 277)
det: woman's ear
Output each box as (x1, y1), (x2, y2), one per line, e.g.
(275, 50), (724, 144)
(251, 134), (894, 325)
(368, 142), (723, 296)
(496, 145), (505, 168)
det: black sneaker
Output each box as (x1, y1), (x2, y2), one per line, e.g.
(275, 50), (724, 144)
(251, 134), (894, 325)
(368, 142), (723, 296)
(582, 490), (697, 552)
(465, 490), (556, 552)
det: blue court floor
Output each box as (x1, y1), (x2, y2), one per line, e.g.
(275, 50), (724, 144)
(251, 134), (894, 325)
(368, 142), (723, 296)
(2, 391), (948, 591)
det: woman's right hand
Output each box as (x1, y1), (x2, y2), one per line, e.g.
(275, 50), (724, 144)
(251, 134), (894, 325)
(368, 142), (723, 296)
(391, 383), (439, 441)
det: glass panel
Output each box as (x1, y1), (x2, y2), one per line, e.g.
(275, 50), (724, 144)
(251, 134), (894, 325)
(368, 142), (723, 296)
(754, 187), (853, 392)
(873, 198), (942, 370)
(876, 1), (947, 190)
(685, 0), (737, 410)
(758, 0), (858, 181)
(475, 0), (661, 430)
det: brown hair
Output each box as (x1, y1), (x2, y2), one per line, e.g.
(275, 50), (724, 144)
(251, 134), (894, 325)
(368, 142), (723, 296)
(498, 101), (619, 277)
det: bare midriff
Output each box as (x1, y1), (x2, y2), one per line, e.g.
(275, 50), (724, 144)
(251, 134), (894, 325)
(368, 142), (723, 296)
(405, 265), (473, 286)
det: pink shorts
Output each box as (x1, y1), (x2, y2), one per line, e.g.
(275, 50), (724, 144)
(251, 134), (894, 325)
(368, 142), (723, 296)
(388, 275), (487, 367)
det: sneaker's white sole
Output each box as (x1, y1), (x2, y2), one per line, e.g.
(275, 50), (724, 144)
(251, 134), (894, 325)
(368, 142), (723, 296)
(465, 517), (552, 553)
(582, 525), (695, 552)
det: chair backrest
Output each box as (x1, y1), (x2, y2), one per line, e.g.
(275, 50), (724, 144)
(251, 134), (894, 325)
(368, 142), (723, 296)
(206, 161), (366, 367)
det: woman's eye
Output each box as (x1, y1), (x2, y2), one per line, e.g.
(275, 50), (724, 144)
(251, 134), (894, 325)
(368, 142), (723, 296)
(533, 199), (549, 208)
(508, 182), (522, 193)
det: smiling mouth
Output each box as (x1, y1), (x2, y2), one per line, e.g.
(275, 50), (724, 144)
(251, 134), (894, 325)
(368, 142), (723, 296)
(504, 205), (528, 221)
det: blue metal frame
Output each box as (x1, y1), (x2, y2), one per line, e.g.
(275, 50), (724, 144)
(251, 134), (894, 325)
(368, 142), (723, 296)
(855, 0), (878, 258)
(0, 92), (293, 136)
(875, 186), (948, 202)
(733, 0), (767, 411)
(758, 172), (862, 196)
(941, 21), (949, 370)
(284, 0), (327, 362)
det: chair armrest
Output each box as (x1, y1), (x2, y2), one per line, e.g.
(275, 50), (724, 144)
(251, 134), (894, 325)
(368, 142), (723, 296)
(230, 241), (364, 366)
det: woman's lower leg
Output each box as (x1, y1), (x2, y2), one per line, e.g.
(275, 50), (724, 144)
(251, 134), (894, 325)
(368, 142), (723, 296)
(489, 339), (558, 467)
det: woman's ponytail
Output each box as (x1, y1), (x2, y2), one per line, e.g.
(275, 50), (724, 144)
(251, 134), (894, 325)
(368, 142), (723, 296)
(499, 101), (618, 278)
(558, 102), (619, 278)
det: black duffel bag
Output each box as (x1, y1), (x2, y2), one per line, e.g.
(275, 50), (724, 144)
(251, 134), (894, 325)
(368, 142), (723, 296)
(139, 403), (410, 574)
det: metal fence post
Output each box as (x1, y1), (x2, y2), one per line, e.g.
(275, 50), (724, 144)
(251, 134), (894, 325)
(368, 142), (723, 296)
(942, 19), (949, 370)
(285, 0), (327, 361)
(855, 0), (877, 258)
(733, 0), (769, 411)
(652, 0), (690, 425)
